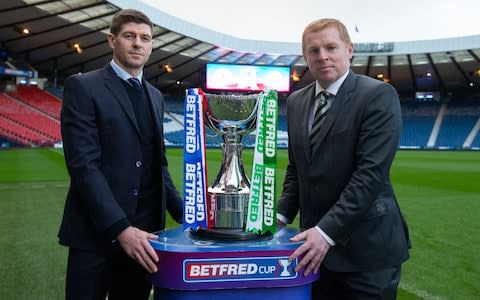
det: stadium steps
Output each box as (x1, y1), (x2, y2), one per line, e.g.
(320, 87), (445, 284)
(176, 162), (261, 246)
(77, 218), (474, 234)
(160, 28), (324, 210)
(436, 115), (478, 149)
(0, 92), (60, 146)
(0, 115), (51, 146)
(434, 99), (480, 149)
(426, 103), (447, 148)
(463, 117), (480, 148)
(7, 85), (62, 119)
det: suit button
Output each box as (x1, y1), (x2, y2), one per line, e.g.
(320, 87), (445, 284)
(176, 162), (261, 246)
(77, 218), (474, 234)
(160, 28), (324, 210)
(132, 189), (139, 196)
(136, 161), (142, 167)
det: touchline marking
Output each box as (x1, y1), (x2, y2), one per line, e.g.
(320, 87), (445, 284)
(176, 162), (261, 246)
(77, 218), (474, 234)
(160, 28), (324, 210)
(400, 281), (447, 300)
(0, 182), (68, 190)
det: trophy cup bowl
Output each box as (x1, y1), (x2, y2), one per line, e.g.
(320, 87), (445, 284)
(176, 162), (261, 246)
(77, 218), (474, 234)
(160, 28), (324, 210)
(204, 94), (259, 138)
(190, 93), (270, 240)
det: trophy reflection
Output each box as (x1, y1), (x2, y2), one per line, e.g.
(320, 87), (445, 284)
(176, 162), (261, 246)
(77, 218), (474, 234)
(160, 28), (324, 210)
(203, 93), (260, 237)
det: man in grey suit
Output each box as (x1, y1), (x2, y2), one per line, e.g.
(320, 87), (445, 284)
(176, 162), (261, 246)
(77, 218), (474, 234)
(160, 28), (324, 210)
(277, 18), (410, 299)
(58, 9), (183, 300)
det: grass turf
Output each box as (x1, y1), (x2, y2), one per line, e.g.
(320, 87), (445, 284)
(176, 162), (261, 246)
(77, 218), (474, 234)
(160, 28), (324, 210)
(0, 148), (478, 299)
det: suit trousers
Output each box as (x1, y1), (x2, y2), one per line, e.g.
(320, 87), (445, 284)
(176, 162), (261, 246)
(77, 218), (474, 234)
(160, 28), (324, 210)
(66, 245), (151, 300)
(312, 264), (401, 300)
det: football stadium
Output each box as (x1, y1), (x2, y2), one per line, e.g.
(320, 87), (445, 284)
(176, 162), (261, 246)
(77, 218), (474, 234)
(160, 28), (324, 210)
(1, 1), (479, 299)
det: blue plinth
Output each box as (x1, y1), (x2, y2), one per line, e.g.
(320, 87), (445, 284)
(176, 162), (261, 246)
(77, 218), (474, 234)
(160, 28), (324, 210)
(149, 227), (319, 300)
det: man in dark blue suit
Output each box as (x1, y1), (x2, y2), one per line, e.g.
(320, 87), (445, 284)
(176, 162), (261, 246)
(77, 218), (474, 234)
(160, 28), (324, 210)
(58, 9), (183, 300)
(277, 18), (410, 299)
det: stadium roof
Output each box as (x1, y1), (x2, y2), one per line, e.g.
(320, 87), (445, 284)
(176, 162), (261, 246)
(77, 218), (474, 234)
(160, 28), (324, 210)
(132, 0), (480, 51)
(1, 0), (480, 98)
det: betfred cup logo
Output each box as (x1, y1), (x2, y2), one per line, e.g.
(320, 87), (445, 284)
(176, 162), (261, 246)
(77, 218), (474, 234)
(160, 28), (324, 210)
(184, 256), (297, 282)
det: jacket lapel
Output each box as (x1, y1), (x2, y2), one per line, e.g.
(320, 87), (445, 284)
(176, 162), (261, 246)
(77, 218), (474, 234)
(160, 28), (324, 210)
(301, 84), (316, 160)
(102, 65), (141, 136)
(311, 72), (355, 155)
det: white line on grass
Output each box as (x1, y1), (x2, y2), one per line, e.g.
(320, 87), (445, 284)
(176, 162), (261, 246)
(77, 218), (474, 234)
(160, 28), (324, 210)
(0, 182), (68, 190)
(400, 281), (447, 300)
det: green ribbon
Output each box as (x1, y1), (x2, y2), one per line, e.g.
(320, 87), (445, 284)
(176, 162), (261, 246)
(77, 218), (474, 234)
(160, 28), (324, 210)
(246, 90), (278, 235)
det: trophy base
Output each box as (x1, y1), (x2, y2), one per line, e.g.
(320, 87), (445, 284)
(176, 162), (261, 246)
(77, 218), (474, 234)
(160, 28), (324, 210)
(188, 227), (272, 241)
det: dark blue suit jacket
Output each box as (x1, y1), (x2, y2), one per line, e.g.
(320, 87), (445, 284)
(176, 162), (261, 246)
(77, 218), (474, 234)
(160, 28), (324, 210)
(58, 64), (183, 250)
(278, 71), (410, 272)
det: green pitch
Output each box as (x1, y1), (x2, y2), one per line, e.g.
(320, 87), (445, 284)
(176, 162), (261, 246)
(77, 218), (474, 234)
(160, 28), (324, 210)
(0, 148), (478, 299)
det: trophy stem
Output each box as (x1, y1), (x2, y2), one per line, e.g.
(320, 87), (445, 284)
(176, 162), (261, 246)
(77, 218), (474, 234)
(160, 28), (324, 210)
(220, 140), (250, 191)
(208, 141), (250, 229)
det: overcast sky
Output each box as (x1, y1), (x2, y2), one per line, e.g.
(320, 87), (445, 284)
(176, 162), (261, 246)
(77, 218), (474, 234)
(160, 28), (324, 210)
(141, 0), (480, 43)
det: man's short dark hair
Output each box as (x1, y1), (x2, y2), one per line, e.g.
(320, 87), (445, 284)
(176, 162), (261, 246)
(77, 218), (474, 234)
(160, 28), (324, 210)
(110, 9), (153, 35)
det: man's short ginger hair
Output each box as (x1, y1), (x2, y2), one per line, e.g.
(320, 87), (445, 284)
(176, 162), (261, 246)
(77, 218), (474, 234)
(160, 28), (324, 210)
(302, 18), (352, 53)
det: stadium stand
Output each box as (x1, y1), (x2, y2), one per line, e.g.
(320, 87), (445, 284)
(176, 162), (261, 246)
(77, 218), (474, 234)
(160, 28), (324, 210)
(0, 91), (61, 146)
(0, 114), (50, 146)
(471, 126), (480, 148)
(435, 98), (480, 149)
(161, 97), (480, 150)
(8, 85), (62, 119)
(436, 115), (478, 149)
(44, 87), (64, 100)
(399, 101), (440, 148)
(1, 87), (479, 150)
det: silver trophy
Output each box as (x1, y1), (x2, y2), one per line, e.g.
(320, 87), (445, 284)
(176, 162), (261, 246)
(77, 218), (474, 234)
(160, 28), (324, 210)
(200, 93), (261, 239)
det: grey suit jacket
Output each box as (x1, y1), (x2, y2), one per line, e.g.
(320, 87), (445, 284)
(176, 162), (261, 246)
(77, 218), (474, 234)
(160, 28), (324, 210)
(58, 64), (183, 250)
(278, 71), (410, 271)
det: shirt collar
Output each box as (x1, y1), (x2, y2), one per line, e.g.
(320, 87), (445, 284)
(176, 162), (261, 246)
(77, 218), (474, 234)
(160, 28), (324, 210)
(315, 70), (349, 97)
(110, 60), (143, 82)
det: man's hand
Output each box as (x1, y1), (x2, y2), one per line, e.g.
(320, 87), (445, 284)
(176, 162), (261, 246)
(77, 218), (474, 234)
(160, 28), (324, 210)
(117, 226), (159, 273)
(289, 227), (331, 276)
